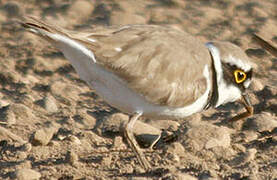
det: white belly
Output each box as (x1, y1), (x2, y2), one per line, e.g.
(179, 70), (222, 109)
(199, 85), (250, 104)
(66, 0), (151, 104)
(88, 64), (211, 119)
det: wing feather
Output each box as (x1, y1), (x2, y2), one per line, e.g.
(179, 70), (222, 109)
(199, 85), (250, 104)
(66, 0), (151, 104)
(21, 17), (212, 108)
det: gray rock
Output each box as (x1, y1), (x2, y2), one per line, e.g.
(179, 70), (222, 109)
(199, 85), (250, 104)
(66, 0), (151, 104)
(250, 112), (277, 132)
(175, 173), (197, 180)
(0, 105), (16, 126)
(10, 103), (38, 124)
(22, 143), (32, 152)
(165, 142), (185, 157)
(185, 122), (233, 151)
(251, 78), (264, 92)
(68, 0), (95, 24)
(66, 150), (79, 166)
(15, 169), (41, 180)
(31, 124), (59, 146)
(43, 95), (59, 113)
(74, 109), (96, 129)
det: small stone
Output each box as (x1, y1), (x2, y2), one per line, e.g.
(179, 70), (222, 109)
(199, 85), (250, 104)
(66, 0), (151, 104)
(165, 142), (185, 157)
(66, 150), (79, 166)
(243, 131), (258, 142)
(10, 103), (38, 124)
(48, 140), (60, 147)
(185, 123), (233, 151)
(51, 81), (82, 102)
(74, 109), (97, 129)
(175, 173), (197, 180)
(250, 112), (277, 132)
(15, 169), (41, 180)
(243, 148), (257, 163)
(251, 78), (264, 92)
(16, 160), (32, 170)
(231, 148), (257, 166)
(32, 125), (59, 146)
(20, 95), (35, 108)
(99, 113), (129, 135)
(43, 95), (59, 113)
(68, 0), (95, 24)
(0, 105), (16, 126)
(0, 100), (10, 107)
(168, 153), (180, 163)
(22, 143), (32, 152)
(16, 151), (27, 160)
(69, 135), (81, 145)
(3, 2), (21, 17)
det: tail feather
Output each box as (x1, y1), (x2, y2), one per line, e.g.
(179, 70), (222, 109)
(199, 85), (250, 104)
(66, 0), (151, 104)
(20, 16), (70, 43)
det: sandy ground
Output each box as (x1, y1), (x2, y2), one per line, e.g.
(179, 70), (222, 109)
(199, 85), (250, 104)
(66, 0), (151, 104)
(0, 0), (276, 179)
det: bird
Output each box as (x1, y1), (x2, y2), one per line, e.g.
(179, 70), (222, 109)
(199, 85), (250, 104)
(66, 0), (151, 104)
(20, 16), (253, 171)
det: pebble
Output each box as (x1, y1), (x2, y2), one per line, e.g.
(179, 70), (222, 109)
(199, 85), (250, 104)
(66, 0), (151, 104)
(3, 2), (21, 17)
(99, 113), (129, 135)
(242, 131), (258, 142)
(251, 78), (264, 92)
(175, 173), (198, 180)
(243, 148), (257, 163)
(16, 151), (28, 160)
(68, 0), (95, 24)
(42, 95), (59, 113)
(66, 150), (79, 166)
(165, 142), (185, 157)
(15, 169), (41, 180)
(0, 105), (16, 126)
(75, 109), (97, 129)
(82, 130), (107, 146)
(250, 112), (277, 132)
(22, 143), (32, 152)
(168, 153), (180, 163)
(69, 135), (81, 145)
(16, 160), (32, 170)
(186, 123), (232, 151)
(51, 81), (82, 102)
(10, 103), (37, 124)
(32, 125), (59, 146)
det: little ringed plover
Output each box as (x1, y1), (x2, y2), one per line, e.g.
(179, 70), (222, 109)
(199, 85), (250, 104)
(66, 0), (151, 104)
(20, 16), (253, 170)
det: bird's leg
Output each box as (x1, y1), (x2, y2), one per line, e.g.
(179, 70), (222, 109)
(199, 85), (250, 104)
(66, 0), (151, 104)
(124, 113), (151, 171)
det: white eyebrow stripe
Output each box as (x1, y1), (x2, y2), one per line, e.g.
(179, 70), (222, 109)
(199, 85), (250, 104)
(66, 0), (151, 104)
(225, 55), (251, 72)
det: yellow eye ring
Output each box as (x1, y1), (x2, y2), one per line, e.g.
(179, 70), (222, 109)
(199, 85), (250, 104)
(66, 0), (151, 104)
(234, 70), (247, 84)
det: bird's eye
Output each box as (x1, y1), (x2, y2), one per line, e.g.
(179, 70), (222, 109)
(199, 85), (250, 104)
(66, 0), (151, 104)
(234, 70), (247, 83)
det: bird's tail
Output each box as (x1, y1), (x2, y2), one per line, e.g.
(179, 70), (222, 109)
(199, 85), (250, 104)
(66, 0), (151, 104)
(19, 16), (69, 43)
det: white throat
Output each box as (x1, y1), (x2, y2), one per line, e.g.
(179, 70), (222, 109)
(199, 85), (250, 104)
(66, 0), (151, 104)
(205, 42), (242, 107)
